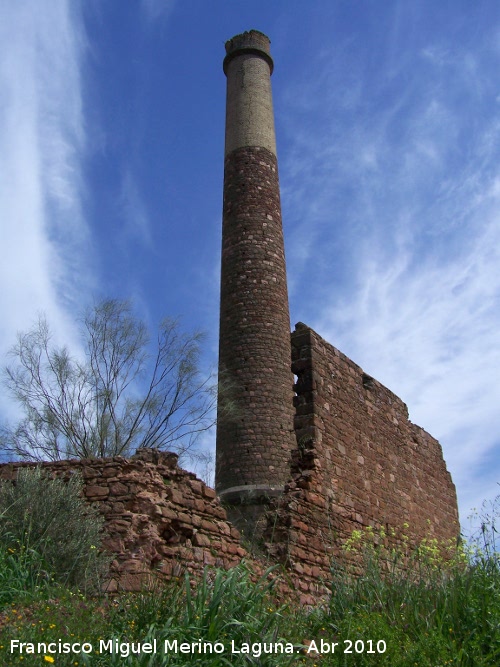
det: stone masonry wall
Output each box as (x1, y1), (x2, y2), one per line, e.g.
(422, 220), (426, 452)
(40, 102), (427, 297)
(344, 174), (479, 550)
(0, 449), (249, 592)
(0, 325), (460, 604)
(261, 324), (460, 599)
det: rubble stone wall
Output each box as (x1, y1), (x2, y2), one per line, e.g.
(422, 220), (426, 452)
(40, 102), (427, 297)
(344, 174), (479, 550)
(0, 449), (250, 592)
(0, 324), (459, 603)
(263, 324), (459, 597)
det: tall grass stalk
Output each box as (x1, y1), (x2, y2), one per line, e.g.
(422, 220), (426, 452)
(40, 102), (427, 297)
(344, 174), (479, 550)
(326, 527), (500, 666)
(1, 496), (499, 666)
(0, 542), (49, 607)
(103, 564), (297, 667)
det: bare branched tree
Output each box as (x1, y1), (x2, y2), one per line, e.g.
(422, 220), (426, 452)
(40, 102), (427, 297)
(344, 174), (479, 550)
(0, 300), (215, 461)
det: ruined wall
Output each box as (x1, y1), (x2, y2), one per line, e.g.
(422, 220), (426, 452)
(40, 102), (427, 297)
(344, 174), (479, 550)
(261, 324), (459, 597)
(0, 449), (249, 592)
(0, 325), (460, 604)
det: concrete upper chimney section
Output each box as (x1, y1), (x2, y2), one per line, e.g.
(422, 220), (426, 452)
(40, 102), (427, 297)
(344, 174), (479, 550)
(216, 30), (295, 511)
(223, 30), (277, 156)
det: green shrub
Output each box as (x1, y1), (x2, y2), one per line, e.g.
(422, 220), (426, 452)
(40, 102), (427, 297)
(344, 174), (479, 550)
(0, 466), (110, 591)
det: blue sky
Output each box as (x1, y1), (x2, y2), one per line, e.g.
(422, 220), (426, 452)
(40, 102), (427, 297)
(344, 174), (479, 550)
(1, 0), (499, 529)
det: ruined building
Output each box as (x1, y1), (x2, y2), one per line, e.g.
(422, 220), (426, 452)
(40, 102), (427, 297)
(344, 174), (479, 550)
(215, 30), (459, 554)
(0, 31), (459, 602)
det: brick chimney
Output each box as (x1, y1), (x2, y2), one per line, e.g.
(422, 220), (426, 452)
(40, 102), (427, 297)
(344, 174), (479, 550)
(216, 31), (295, 519)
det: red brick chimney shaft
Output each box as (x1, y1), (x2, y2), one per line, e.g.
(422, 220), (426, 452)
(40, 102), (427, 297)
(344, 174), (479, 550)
(216, 31), (295, 504)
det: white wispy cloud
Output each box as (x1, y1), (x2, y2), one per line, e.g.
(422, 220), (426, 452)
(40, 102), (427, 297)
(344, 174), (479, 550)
(280, 14), (500, 523)
(120, 169), (153, 249)
(0, 1), (91, 417)
(141, 0), (176, 23)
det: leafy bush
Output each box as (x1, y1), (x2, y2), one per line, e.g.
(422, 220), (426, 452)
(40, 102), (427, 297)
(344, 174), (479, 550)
(0, 467), (110, 590)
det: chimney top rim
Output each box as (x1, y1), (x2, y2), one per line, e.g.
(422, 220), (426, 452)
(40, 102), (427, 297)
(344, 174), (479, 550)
(223, 30), (273, 75)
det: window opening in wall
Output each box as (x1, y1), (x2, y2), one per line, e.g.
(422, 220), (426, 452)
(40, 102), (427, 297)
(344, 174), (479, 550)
(362, 373), (375, 390)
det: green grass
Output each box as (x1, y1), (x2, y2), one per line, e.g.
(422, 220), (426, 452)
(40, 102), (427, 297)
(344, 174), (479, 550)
(0, 542), (499, 667)
(0, 473), (499, 666)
